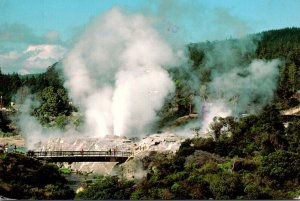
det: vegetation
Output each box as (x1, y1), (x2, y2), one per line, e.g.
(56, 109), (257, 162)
(1, 27), (300, 199)
(76, 175), (134, 200)
(59, 168), (72, 174)
(0, 152), (74, 199)
(140, 104), (300, 199)
(0, 62), (75, 131)
(0, 111), (14, 135)
(76, 106), (300, 199)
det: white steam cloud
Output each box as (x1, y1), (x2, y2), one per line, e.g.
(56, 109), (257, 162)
(19, 97), (79, 148)
(63, 8), (178, 137)
(198, 38), (281, 132)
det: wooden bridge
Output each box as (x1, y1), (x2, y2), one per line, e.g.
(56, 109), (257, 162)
(28, 150), (132, 164)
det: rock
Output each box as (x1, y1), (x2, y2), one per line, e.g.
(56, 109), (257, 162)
(118, 132), (186, 181)
(35, 132), (186, 176)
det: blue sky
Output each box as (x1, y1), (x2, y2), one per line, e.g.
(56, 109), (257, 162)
(1, 0), (300, 74)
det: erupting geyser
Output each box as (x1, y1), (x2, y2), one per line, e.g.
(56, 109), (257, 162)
(63, 8), (179, 138)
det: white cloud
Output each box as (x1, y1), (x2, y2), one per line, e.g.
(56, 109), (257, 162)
(0, 44), (67, 74)
(0, 22), (66, 74)
(24, 44), (67, 67)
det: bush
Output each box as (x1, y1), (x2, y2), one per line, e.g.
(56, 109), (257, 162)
(259, 150), (300, 183)
(59, 168), (72, 174)
(0, 153), (74, 199)
(176, 139), (195, 158)
(158, 188), (174, 199)
(215, 138), (230, 156)
(199, 162), (220, 174)
(244, 183), (269, 199)
(176, 147), (195, 158)
(193, 137), (215, 152)
(207, 172), (243, 199)
(232, 159), (257, 172)
(76, 175), (134, 200)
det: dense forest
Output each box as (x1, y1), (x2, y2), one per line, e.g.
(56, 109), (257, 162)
(1, 28), (300, 199)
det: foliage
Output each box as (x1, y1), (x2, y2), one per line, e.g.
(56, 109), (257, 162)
(259, 150), (300, 182)
(217, 161), (233, 172)
(176, 138), (195, 158)
(129, 102), (300, 199)
(76, 175), (134, 200)
(206, 172), (242, 199)
(0, 111), (14, 134)
(192, 137), (215, 152)
(0, 152), (74, 199)
(33, 86), (73, 126)
(0, 63), (76, 130)
(285, 119), (300, 152)
(59, 168), (72, 174)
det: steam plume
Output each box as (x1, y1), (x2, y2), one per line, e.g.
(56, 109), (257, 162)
(19, 97), (79, 148)
(198, 38), (281, 132)
(63, 7), (178, 137)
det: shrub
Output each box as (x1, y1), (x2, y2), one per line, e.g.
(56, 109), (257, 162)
(208, 172), (242, 199)
(59, 168), (72, 174)
(259, 150), (300, 182)
(193, 137), (215, 152)
(76, 175), (134, 200)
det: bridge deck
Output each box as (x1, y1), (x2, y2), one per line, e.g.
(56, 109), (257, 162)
(28, 151), (132, 163)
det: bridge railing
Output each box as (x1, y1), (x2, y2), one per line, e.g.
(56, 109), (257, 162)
(29, 150), (132, 158)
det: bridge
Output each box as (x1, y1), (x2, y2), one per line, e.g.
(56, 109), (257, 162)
(28, 150), (132, 164)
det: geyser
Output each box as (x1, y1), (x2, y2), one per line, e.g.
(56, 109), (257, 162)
(63, 7), (179, 137)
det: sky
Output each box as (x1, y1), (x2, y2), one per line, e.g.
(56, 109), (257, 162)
(1, 0), (300, 74)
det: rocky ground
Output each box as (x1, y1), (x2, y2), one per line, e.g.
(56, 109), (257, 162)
(115, 133), (187, 180)
(34, 132), (187, 176)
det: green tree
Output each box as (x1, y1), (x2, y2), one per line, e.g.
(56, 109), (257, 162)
(286, 119), (300, 152)
(34, 86), (72, 125)
(259, 150), (300, 183)
(76, 175), (134, 200)
(206, 172), (243, 199)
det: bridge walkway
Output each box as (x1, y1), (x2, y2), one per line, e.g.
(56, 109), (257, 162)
(28, 150), (132, 163)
